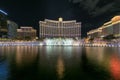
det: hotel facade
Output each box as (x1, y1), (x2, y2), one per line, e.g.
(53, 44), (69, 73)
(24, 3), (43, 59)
(17, 27), (37, 40)
(39, 18), (81, 39)
(87, 16), (120, 39)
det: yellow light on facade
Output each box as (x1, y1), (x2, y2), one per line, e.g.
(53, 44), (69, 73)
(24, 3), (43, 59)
(59, 17), (63, 22)
(111, 16), (120, 22)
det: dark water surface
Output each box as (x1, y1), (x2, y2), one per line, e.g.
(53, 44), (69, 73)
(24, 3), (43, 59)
(0, 46), (120, 80)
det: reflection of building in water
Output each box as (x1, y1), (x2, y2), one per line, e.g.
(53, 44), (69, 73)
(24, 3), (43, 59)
(110, 55), (120, 80)
(56, 56), (65, 79)
(16, 46), (38, 67)
(85, 47), (104, 62)
(63, 47), (72, 58)
(85, 47), (110, 68)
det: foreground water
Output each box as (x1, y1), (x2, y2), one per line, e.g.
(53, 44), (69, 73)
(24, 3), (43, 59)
(0, 46), (120, 80)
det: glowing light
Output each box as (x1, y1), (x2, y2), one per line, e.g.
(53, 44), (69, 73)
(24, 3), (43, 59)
(0, 10), (8, 15)
(111, 16), (120, 22)
(39, 42), (43, 46)
(59, 17), (63, 22)
(110, 55), (120, 80)
(56, 56), (64, 79)
(73, 41), (80, 46)
(44, 38), (74, 46)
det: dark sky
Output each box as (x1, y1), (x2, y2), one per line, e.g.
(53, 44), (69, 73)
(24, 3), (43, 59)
(0, 0), (120, 37)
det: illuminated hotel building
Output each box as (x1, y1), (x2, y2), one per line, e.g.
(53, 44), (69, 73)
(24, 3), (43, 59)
(17, 27), (36, 40)
(39, 18), (81, 39)
(87, 16), (120, 38)
(87, 28), (102, 39)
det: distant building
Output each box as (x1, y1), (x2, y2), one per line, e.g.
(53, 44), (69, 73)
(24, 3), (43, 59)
(87, 28), (102, 39)
(7, 20), (18, 39)
(0, 10), (8, 38)
(87, 16), (120, 39)
(17, 27), (37, 40)
(111, 16), (120, 38)
(100, 21), (113, 37)
(39, 18), (81, 39)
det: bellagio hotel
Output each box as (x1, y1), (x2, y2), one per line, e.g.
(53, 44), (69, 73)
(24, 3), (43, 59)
(39, 18), (81, 39)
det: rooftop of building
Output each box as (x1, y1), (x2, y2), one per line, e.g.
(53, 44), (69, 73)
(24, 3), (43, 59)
(40, 17), (81, 23)
(87, 28), (102, 35)
(17, 26), (36, 32)
(17, 29), (36, 32)
(20, 27), (33, 28)
(98, 15), (120, 29)
(111, 15), (120, 23)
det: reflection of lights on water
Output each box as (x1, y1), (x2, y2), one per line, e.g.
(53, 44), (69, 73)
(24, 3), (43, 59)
(0, 40), (80, 46)
(110, 55), (120, 80)
(62, 47), (73, 58)
(0, 62), (8, 80)
(56, 56), (65, 79)
(85, 47), (105, 62)
(39, 42), (43, 46)
(15, 46), (38, 67)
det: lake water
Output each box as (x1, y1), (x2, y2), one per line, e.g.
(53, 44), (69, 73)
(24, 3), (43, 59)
(0, 46), (120, 80)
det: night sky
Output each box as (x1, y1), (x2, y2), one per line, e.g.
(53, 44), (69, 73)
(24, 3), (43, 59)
(0, 0), (120, 37)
